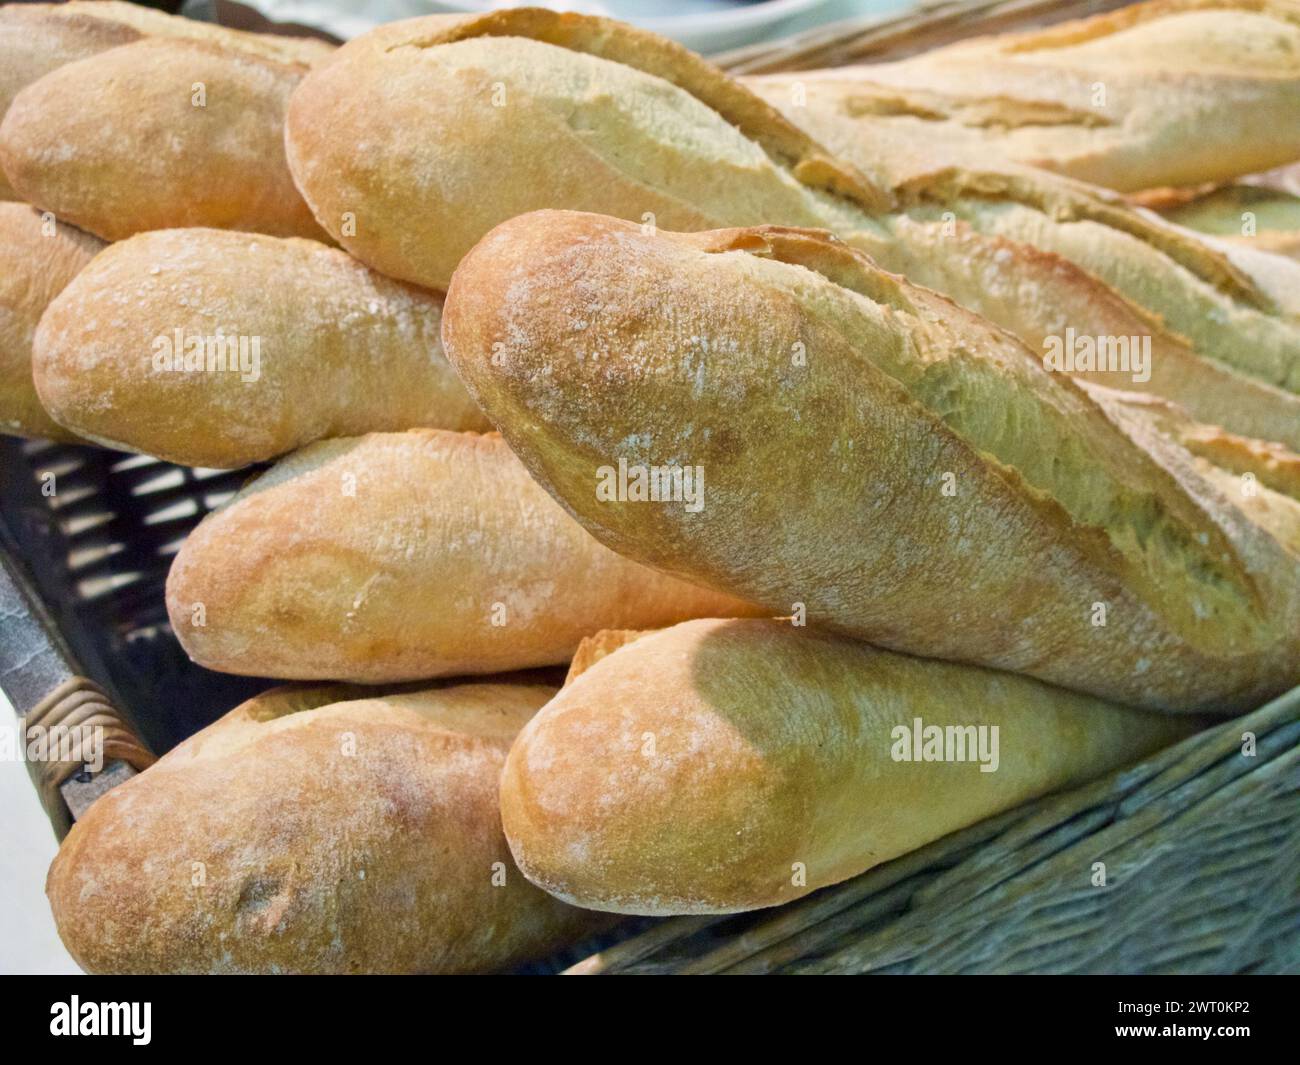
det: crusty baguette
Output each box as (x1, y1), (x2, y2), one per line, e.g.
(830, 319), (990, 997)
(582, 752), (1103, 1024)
(443, 211), (1300, 714)
(165, 429), (760, 682)
(0, 5), (137, 202)
(48, 681), (601, 973)
(33, 228), (488, 466)
(1, 37), (327, 241)
(0, 203), (103, 441)
(501, 618), (1195, 915)
(284, 10), (1300, 448)
(743, 0), (1300, 193)
(0, 2), (331, 201)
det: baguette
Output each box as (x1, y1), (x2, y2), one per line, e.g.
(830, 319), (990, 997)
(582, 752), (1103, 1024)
(165, 429), (760, 682)
(443, 211), (1300, 714)
(742, 0), (1300, 193)
(0, 2), (332, 201)
(0, 203), (103, 441)
(284, 10), (1300, 448)
(501, 618), (1196, 915)
(33, 228), (488, 466)
(1, 37), (328, 241)
(48, 681), (600, 973)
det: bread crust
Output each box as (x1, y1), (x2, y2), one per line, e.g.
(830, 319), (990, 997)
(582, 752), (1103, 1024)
(47, 681), (599, 973)
(0, 203), (103, 441)
(33, 227), (488, 466)
(0, 3), (333, 201)
(443, 211), (1300, 713)
(165, 429), (760, 681)
(501, 618), (1195, 914)
(0, 37), (327, 241)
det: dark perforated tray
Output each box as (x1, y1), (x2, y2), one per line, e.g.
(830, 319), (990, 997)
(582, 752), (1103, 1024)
(0, 437), (269, 753)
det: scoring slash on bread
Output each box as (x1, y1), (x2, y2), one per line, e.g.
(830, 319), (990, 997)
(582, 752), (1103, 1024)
(47, 681), (601, 974)
(0, 203), (102, 441)
(33, 228), (488, 467)
(165, 429), (760, 682)
(0, 35), (328, 241)
(443, 211), (1300, 715)
(742, 0), (1300, 193)
(283, 9), (1300, 450)
(501, 619), (1197, 915)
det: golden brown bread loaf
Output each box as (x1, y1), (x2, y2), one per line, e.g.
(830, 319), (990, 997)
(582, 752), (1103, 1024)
(1, 36), (328, 241)
(165, 429), (760, 682)
(443, 211), (1300, 714)
(501, 619), (1196, 915)
(742, 0), (1300, 193)
(48, 681), (600, 973)
(0, 6), (136, 202)
(33, 228), (488, 466)
(284, 9), (1300, 449)
(0, 203), (103, 440)
(0, 2), (330, 201)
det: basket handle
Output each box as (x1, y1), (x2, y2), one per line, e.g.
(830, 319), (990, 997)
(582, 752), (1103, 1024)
(23, 676), (157, 836)
(0, 543), (156, 839)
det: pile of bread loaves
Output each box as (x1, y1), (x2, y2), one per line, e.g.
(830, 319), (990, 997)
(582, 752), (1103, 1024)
(2, 1), (1298, 973)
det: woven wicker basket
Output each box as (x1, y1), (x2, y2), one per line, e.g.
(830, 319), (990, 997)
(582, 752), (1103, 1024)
(1, 0), (1296, 975)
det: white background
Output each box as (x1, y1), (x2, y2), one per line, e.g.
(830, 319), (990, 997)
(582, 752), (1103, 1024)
(0, 691), (79, 973)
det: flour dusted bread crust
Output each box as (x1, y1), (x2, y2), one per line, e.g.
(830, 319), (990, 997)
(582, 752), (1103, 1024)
(166, 430), (760, 682)
(0, 203), (103, 440)
(33, 228), (488, 467)
(47, 681), (599, 974)
(501, 619), (1195, 915)
(744, 0), (1300, 193)
(0, 37), (327, 241)
(443, 211), (1300, 713)
(0, 5), (137, 202)
(284, 9), (1300, 449)
(0, 0), (331, 202)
